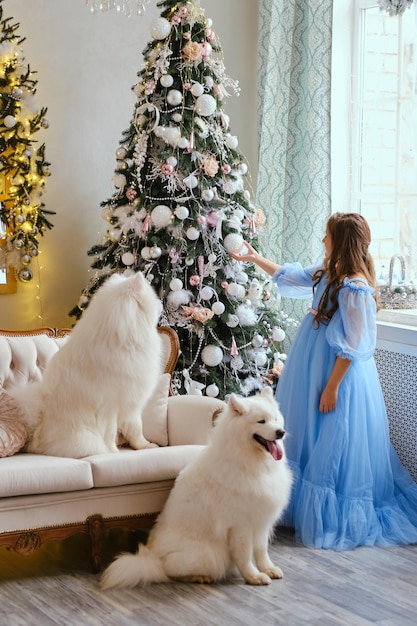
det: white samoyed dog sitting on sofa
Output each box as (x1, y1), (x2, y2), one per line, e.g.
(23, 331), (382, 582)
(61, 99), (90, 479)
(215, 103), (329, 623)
(18, 272), (163, 458)
(101, 387), (292, 588)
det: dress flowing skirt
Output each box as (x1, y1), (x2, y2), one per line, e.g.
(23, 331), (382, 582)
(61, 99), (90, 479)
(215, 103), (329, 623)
(276, 313), (417, 550)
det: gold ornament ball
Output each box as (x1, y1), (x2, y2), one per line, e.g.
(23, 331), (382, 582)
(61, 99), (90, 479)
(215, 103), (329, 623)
(18, 268), (33, 282)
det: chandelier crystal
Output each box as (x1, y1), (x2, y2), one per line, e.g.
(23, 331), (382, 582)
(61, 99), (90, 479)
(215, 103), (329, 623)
(85, 0), (151, 17)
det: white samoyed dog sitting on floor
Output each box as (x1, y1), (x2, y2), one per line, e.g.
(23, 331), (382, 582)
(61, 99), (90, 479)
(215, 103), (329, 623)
(18, 272), (163, 458)
(101, 387), (292, 588)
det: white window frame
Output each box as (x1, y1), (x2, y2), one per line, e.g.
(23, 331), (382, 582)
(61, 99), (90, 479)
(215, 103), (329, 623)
(331, 0), (417, 326)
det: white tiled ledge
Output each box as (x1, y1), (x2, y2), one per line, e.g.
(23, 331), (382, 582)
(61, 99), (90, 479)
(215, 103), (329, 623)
(377, 311), (417, 357)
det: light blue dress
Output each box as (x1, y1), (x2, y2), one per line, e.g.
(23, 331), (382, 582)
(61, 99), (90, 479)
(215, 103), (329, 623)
(274, 263), (417, 550)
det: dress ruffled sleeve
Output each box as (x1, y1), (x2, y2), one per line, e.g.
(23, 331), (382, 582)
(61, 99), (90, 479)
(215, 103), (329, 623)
(325, 280), (377, 361)
(272, 262), (318, 299)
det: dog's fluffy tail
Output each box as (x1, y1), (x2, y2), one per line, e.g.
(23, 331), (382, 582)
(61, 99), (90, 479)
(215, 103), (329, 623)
(100, 545), (168, 589)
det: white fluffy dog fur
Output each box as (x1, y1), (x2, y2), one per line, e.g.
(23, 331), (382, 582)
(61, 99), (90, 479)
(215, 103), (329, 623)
(101, 387), (292, 588)
(17, 272), (163, 458)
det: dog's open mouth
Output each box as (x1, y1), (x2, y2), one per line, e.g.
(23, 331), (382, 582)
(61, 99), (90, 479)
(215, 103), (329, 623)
(253, 434), (283, 461)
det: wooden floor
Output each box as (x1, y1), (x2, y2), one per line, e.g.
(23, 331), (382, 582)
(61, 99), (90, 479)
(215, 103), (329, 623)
(0, 527), (416, 626)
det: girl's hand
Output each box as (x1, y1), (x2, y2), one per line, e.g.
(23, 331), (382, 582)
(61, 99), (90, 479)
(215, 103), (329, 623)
(230, 241), (280, 276)
(230, 241), (258, 262)
(319, 385), (338, 413)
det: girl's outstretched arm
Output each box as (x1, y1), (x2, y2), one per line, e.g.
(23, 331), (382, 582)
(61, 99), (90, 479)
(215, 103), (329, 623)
(230, 241), (281, 277)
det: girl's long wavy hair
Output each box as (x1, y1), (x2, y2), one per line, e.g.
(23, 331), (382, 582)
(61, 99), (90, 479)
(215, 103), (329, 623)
(312, 212), (377, 326)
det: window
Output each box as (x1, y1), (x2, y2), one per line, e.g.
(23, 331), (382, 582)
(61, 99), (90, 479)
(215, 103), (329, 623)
(332, 0), (417, 321)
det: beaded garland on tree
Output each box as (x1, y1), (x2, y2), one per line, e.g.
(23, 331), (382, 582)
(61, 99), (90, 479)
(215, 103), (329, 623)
(70, 0), (297, 398)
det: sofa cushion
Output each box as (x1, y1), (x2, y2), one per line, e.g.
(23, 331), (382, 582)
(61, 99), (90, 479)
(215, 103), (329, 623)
(142, 373), (170, 446)
(0, 454), (94, 498)
(0, 391), (28, 457)
(85, 445), (204, 488)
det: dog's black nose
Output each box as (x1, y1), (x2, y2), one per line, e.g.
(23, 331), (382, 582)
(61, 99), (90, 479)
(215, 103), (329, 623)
(276, 429), (285, 440)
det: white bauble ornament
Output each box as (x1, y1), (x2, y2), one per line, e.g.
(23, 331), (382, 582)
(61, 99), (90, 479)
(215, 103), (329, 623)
(167, 156), (178, 167)
(4, 115), (16, 128)
(172, 113), (182, 123)
(160, 74), (174, 88)
(226, 282), (239, 297)
(239, 163), (248, 175)
(121, 252), (135, 266)
(185, 257), (194, 266)
(223, 233), (244, 254)
(230, 356), (244, 371)
(112, 173), (127, 189)
(165, 127), (181, 146)
(123, 269), (136, 278)
(195, 94), (217, 117)
(170, 278), (183, 291)
(228, 215), (243, 229)
(226, 314), (239, 328)
(151, 205), (173, 228)
(141, 246), (152, 260)
(177, 137), (188, 149)
(150, 246), (162, 259)
(201, 189), (214, 202)
(253, 351), (267, 367)
(225, 135), (239, 150)
(167, 89), (182, 106)
(252, 334), (264, 348)
(236, 271), (249, 284)
(174, 205), (189, 220)
(223, 180), (239, 195)
(211, 301), (225, 315)
(150, 17), (171, 40)
(201, 345), (223, 367)
(206, 384), (220, 398)
(186, 227), (200, 241)
(115, 147), (127, 159)
(184, 175), (198, 189)
(191, 82), (205, 97)
(200, 286), (214, 300)
(108, 228), (122, 242)
(272, 327), (286, 342)
(205, 76), (214, 89)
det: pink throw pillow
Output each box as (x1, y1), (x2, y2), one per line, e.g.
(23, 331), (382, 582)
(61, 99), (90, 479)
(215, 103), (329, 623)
(0, 390), (28, 457)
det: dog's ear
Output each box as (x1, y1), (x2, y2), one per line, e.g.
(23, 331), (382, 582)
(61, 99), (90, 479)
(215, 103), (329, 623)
(127, 272), (147, 298)
(228, 393), (246, 417)
(260, 386), (274, 401)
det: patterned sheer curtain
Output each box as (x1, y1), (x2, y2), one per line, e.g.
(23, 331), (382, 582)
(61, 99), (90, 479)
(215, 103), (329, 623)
(257, 0), (333, 321)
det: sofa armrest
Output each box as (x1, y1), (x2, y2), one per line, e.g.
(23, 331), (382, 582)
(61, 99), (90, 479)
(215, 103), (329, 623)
(166, 396), (226, 446)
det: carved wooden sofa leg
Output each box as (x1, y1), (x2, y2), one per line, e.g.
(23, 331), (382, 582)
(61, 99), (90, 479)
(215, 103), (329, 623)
(87, 514), (104, 574)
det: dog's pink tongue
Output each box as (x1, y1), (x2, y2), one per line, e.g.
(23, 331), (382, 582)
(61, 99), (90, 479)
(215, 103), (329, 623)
(267, 440), (283, 461)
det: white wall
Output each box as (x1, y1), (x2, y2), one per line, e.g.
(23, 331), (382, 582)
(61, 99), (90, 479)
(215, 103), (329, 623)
(0, 0), (259, 328)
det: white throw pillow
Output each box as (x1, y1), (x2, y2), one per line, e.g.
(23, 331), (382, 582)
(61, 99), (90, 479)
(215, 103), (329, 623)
(142, 373), (170, 446)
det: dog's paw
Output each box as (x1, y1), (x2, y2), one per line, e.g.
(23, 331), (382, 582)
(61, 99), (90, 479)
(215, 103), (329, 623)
(144, 442), (159, 449)
(263, 565), (283, 580)
(245, 572), (271, 586)
(173, 575), (213, 584)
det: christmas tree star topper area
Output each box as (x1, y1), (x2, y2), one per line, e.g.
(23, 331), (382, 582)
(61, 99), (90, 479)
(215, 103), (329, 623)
(71, 0), (297, 399)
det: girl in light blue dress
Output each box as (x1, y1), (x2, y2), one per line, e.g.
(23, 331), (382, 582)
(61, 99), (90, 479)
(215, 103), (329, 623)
(231, 213), (417, 550)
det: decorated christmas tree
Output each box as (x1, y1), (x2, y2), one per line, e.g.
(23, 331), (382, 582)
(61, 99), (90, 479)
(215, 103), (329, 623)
(70, 0), (295, 398)
(0, 0), (53, 283)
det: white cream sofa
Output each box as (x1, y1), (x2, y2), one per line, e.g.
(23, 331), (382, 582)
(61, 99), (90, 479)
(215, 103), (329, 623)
(0, 327), (225, 572)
